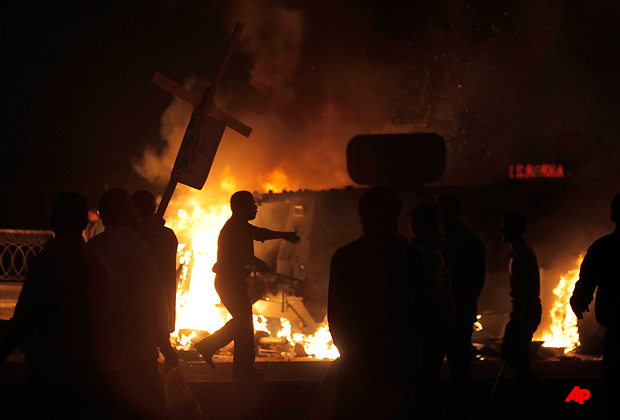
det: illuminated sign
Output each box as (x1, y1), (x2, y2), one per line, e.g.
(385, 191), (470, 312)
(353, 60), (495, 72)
(508, 164), (565, 179)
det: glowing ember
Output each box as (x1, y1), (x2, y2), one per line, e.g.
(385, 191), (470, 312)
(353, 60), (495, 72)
(539, 255), (584, 352)
(473, 314), (483, 332)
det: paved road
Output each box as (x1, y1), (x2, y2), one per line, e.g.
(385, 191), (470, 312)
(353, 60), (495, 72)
(0, 357), (607, 420)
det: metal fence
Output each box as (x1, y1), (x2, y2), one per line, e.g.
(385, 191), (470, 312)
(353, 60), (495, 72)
(0, 229), (53, 281)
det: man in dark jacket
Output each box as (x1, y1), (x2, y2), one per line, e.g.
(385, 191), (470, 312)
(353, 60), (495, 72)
(410, 203), (455, 419)
(88, 188), (177, 419)
(0, 192), (108, 418)
(132, 190), (179, 333)
(571, 193), (619, 416)
(329, 186), (427, 419)
(195, 190), (299, 380)
(500, 211), (541, 383)
(436, 194), (486, 419)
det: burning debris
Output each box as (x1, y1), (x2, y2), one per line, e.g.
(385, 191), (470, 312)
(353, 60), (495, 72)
(537, 255), (584, 353)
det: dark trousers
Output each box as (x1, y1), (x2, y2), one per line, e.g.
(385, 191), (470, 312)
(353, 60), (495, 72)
(24, 380), (106, 420)
(501, 319), (538, 384)
(199, 277), (255, 376)
(446, 320), (474, 419)
(102, 356), (167, 420)
(603, 326), (618, 418)
(407, 325), (449, 419)
(334, 356), (404, 420)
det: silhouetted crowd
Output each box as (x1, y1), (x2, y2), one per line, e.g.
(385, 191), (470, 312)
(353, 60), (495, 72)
(327, 187), (618, 420)
(0, 188), (617, 419)
(0, 189), (179, 419)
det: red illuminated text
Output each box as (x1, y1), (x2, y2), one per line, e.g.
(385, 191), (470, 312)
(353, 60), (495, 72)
(508, 164), (565, 179)
(564, 386), (590, 404)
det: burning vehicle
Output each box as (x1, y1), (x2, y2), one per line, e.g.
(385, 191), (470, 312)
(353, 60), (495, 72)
(165, 133), (617, 361)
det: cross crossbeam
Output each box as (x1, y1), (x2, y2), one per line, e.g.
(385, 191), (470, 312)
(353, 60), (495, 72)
(152, 22), (252, 217)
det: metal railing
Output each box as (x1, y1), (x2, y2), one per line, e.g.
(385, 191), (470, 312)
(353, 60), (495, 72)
(0, 229), (53, 281)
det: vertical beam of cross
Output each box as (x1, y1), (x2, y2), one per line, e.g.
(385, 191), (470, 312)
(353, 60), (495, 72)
(152, 22), (252, 218)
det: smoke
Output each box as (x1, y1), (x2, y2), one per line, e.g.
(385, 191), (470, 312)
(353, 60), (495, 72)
(134, 0), (619, 190)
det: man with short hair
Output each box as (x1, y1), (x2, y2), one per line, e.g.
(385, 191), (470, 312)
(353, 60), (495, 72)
(500, 210), (541, 384)
(410, 203), (455, 419)
(0, 192), (108, 418)
(571, 193), (619, 416)
(436, 193), (486, 419)
(87, 188), (177, 419)
(132, 189), (179, 333)
(329, 186), (426, 419)
(195, 190), (300, 380)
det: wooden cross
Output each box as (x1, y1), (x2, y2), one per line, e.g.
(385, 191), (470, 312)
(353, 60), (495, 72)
(152, 22), (252, 218)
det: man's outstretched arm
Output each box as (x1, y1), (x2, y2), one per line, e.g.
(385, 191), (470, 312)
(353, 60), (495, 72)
(251, 226), (300, 244)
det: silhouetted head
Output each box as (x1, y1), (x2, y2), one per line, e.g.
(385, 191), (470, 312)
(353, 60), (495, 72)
(230, 190), (258, 221)
(436, 193), (461, 227)
(501, 210), (527, 244)
(411, 204), (444, 242)
(98, 188), (136, 227)
(358, 186), (403, 235)
(131, 190), (157, 220)
(612, 193), (620, 224)
(50, 192), (89, 236)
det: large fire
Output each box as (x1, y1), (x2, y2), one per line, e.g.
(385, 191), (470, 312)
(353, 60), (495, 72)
(166, 171), (339, 360)
(537, 255), (584, 353)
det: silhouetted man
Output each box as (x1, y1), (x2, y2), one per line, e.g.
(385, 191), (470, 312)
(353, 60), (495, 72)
(194, 190), (300, 380)
(132, 190), (179, 333)
(0, 192), (108, 418)
(436, 194), (485, 419)
(410, 204), (455, 418)
(500, 211), (540, 385)
(87, 188), (177, 419)
(329, 186), (424, 420)
(570, 193), (619, 417)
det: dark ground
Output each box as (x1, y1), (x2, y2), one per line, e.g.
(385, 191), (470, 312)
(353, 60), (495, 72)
(0, 355), (606, 420)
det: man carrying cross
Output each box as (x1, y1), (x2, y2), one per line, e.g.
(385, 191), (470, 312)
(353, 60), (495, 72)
(195, 191), (300, 379)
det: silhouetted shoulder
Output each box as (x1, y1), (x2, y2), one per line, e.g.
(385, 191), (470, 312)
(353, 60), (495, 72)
(463, 226), (486, 253)
(588, 231), (619, 253)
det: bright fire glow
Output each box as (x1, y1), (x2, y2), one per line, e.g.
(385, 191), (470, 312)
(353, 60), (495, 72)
(167, 170), (338, 359)
(276, 318), (340, 360)
(539, 255), (584, 352)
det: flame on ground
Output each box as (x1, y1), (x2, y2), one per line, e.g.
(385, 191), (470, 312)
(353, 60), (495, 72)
(167, 171), (339, 360)
(538, 255), (584, 353)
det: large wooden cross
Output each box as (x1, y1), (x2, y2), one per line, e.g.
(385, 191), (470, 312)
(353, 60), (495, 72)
(152, 22), (252, 218)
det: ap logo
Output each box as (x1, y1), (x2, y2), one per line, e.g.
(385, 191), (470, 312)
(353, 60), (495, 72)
(564, 386), (591, 404)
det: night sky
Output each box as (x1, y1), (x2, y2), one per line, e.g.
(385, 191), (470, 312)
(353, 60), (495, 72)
(2, 0), (619, 229)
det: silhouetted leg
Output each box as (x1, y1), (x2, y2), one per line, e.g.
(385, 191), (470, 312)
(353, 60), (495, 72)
(603, 327), (618, 419)
(195, 277), (253, 370)
(335, 356), (404, 420)
(502, 321), (537, 385)
(103, 356), (166, 420)
(197, 318), (237, 352)
(446, 320), (473, 419)
(502, 320), (539, 417)
(215, 282), (255, 377)
(409, 327), (448, 420)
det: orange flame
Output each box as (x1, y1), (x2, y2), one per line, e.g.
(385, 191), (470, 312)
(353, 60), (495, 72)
(538, 255), (583, 352)
(166, 169), (338, 359)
